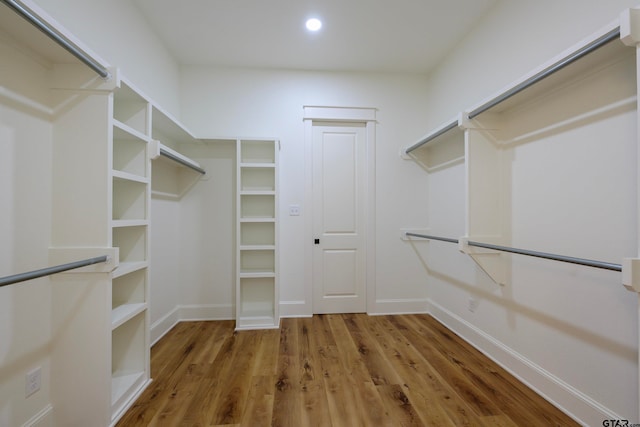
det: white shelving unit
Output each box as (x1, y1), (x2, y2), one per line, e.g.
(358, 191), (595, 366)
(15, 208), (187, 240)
(402, 22), (637, 285)
(236, 139), (280, 330)
(400, 17), (640, 424)
(109, 78), (205, 422)
(110, 79), (151, 422)
(404, 117), (464, 173)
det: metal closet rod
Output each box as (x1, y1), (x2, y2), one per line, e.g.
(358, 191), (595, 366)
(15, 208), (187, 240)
(405, 232), (622, 272)
(159, 148), (206, 175)
(405, 232), (459, 244)
(0, 255), (109, 288)
(467, 26), (621, 119)
(1, 0), (111, 79)
(405, 120), (459, 154)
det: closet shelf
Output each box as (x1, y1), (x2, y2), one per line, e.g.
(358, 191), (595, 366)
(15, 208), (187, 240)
(112, 261), (148, 279)
(151, 104), (198, 145)
(112, 219), (148, 228)
(240, 162), (276, 168)
(404, 117), (461, 155)
(404, 23), (627, 173)
(240, 218), (276, 223)
(404, 116), (465, 172)
(112, 170), (149, 184)
(150, 140), (204, 199)
(0, 0), (111, 79)
(240, 271), (276, 279)
(240, 190), (276, 196)
(238, 312), (276, 322)
(467, 25), (625, 118)
(113, 119), (150, 143)
(111, 303), (147, 330)
(240, 245), (276, 251)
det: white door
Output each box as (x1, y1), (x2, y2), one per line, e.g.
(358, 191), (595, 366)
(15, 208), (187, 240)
(312, 122), (367, 313)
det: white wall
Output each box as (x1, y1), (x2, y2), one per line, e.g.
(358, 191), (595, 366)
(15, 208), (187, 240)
(178, 68), (432, 316)
(0, 33), (54, 427)
(32, 0), (182, 117)
(415, 0), (640, 424)
(149, 140), (238, 340)
(424, 0), (640, 127)
(148, 197), (182, 339)
(180, 141), (237, 318)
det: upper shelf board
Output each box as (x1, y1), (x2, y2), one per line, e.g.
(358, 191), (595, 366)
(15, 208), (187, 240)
(467, 25), (629, 118)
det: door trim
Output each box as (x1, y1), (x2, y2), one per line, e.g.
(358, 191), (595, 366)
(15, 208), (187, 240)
(303, 106), (377, 315)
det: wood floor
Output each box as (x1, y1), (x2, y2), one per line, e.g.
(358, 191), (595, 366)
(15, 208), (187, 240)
(117, 314), (579, 426)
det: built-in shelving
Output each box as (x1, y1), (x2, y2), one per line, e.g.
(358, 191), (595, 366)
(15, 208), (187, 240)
(402, 20), (636, 287)
(112, 261), (148, 279)
(1, 2), (206, 425)
(404, 117), (464, 172)
(109, 78), (205, 422)
(110, 310), (147, 415)
(236, 139), (279, 330)
(150, 104), (205, 200)
(149, 141), (204, 199)
(113, 83), (149, 136)
(109, 78), (151, 424)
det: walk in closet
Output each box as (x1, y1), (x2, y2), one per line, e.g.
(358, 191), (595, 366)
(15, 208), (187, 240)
(2, 0), (640, 426)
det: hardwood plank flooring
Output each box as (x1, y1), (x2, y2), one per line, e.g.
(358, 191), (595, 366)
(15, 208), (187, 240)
(116, 315), (579, 426)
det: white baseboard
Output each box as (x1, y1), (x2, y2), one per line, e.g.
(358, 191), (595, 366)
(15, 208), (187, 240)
(279, 300), (311, 318)
(178, 303), (233, 321)
(427, 299), (623, 427)
(150, 306), (181, 345)
(278, 298), (429, 318)
(23, 404), (53, 427)
(150, 304), (233, 345)
(109, 379), (152, 427)
(278, 298), (429, 317)
(369, 298), (429, 315)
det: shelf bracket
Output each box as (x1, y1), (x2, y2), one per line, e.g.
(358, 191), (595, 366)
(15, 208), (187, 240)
(622, 258), (640, 292)
(458, 237), (507, 286)
(620, 8), (640, 46)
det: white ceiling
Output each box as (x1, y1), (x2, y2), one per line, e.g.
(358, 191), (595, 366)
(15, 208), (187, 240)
(133, 0), (498, 74)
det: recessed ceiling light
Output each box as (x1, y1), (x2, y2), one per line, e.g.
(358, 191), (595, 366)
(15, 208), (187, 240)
(306, 18), (322, 32)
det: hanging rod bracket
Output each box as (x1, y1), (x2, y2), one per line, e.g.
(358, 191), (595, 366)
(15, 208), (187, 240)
(620, 8), (640, 47)
(622, 258), (640, 292)
(458, 237), (508, 286)
(50, 65), (119, 92)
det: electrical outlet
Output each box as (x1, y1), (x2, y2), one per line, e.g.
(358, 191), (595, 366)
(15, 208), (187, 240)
(289, 204), (301, 216)
(468, 298), (479, 313)
(25, 367), (41, 397)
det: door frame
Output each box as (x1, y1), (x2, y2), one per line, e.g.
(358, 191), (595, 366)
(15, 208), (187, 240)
(302, 106), (377, 315)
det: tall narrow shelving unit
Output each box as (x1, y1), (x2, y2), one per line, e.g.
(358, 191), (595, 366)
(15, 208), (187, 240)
(236, 139), (279, 330)
(110, 80), (151, 421)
